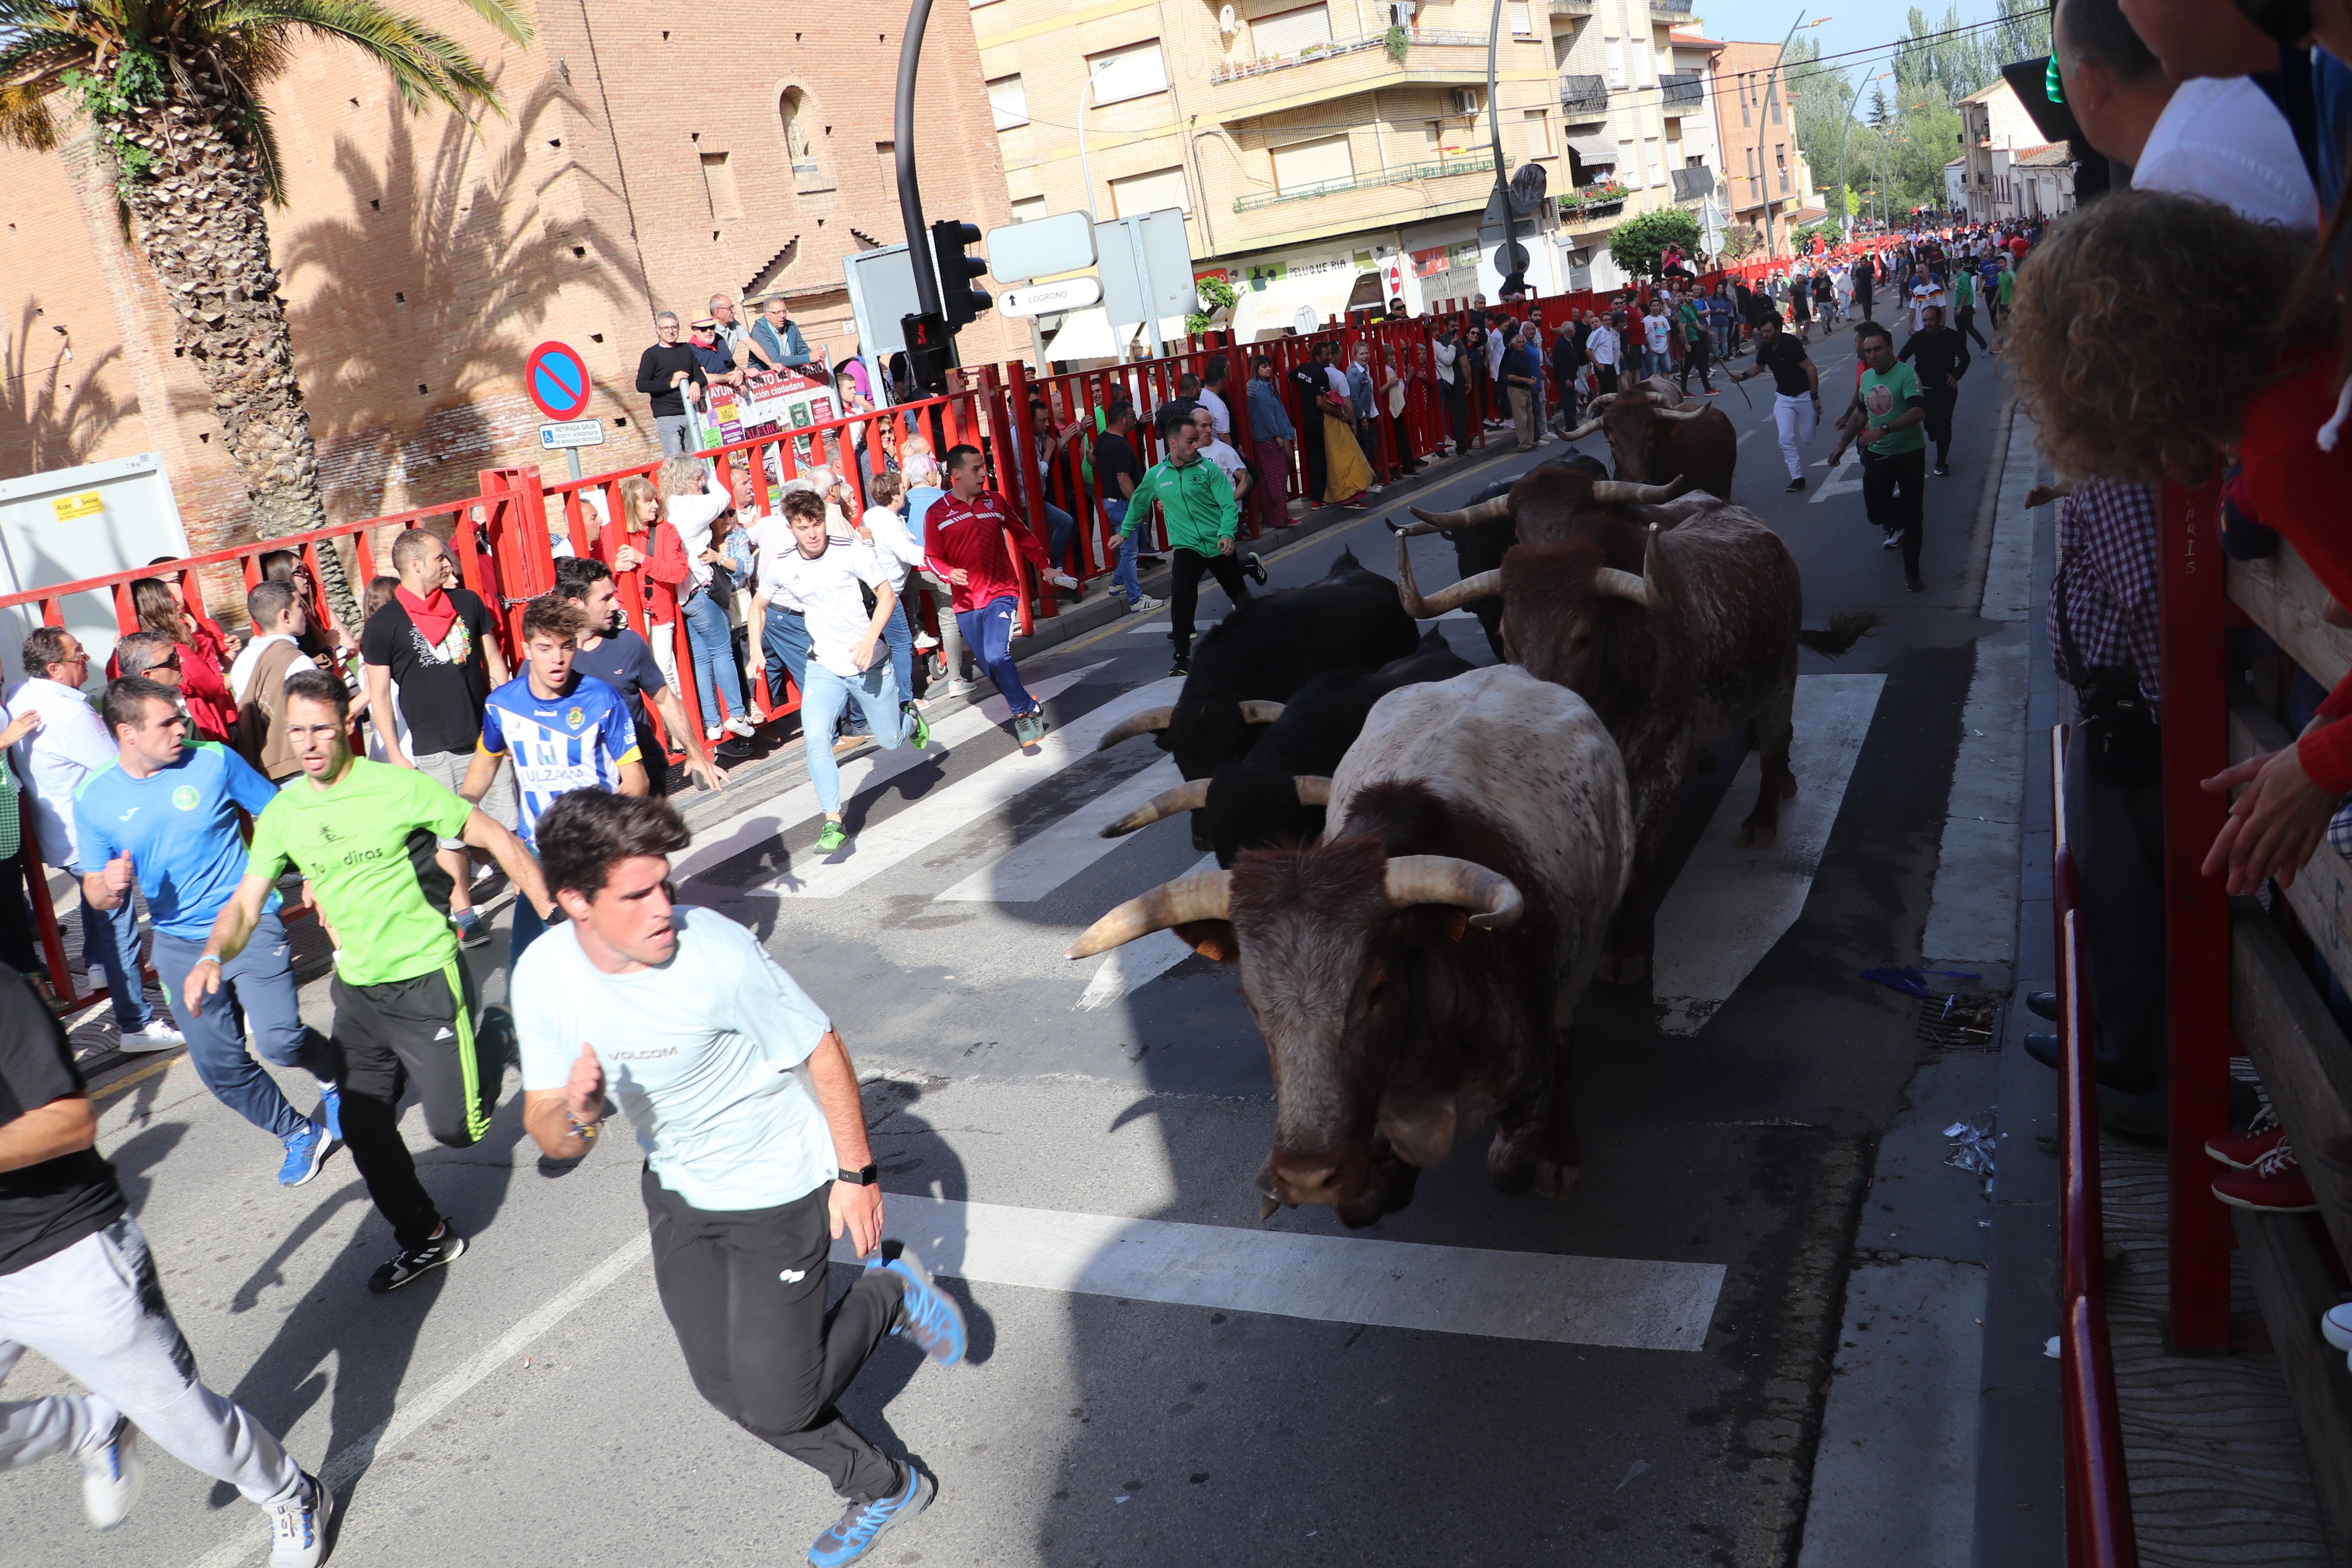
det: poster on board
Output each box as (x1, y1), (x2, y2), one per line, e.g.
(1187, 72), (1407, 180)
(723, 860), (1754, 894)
(689, 368), (837, 473)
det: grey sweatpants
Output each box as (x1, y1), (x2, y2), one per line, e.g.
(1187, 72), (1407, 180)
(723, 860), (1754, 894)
(0, 1218), (303, 1508)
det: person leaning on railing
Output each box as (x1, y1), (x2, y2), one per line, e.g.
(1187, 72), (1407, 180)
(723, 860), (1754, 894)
(2008, 190), (2347, 900)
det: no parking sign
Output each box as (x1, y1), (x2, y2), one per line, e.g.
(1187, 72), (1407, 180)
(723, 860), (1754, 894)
(524, 341), (593, 422)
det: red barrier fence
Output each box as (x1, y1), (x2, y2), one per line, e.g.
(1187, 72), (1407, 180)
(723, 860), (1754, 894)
(2050, 724), (2140, 1568)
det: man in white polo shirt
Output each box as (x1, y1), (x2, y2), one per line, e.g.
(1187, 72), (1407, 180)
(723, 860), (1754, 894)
(515, 791), (965, 1568)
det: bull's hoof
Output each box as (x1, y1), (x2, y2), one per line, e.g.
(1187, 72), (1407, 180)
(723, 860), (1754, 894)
(1781, 773), (1798, 799)
(1598, 953), (1649, 986)
(1531, 1159), (1582, 1199)
(1736, 818), (1779, 849)
(1488, 1158), (1536, 1197)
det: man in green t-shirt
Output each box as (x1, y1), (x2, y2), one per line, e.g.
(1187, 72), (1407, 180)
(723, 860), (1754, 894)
(1828, 321), (1930, 593)
(191, 669), (550, 1295)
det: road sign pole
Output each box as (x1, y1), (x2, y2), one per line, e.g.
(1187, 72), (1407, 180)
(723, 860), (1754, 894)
(566, 448), (583, 483)
(1130, 220), (1163, 361)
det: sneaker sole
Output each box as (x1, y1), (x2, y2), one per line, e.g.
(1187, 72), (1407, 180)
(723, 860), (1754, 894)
(83, 1425), (143, 1531)
(117, 1034), (184, 1054)
(2210, 1187), (2317, 1213)
(809, 1470), (935, 1567)
(370, 1233), (466, 1293)
(2202, 1137), (2284, 1170)
(887, 1255), (969, 1368)
(281, 1129), (332, 1188)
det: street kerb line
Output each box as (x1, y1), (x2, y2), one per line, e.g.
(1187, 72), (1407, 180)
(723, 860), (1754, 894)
(832, 1193), (1726, 1353)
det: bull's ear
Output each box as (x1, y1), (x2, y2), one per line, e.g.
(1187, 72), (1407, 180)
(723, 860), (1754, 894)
(1444, 910), (1469, 943)
(1174, 919), (1240, 963)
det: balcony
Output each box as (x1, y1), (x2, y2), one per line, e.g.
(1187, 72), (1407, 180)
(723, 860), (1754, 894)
(1670, 165), (1714, 201)
(1233, 151), (1496, 213)
(1550, 0), (1594, 15)
(1660, 70), (1704, 112)
(1206, 27), (1501, 118)
(1559, 73), (1608, 116)
(1649, 0), (1693, 14)
(1557, 179), (1629, 220)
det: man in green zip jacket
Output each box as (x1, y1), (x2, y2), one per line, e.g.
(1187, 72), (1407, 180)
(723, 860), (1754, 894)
(1121, 405), (1266, 676)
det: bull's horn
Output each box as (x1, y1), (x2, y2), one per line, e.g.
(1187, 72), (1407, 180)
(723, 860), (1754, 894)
(1096, 705), (1177, 750)
(1067, 868), (1235, 957)
(1098, 778), (1213, 838)
(1397, 534), (1501, 617)
(1239, 700), (1286, 726)
(1592, 522), (1661, 607)
(1586, 392), (1619, 410)
(1293, 775), (1332, 806)
(1399, 495), (1511, 534)
(1589, 476), (1690, 504)
(1651, 404), (1708, 422)
(1383, 854), (1524, 930)
(1559, 416), (1604, 440)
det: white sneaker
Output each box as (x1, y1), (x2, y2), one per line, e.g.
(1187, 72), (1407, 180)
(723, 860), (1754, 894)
(1050, 572), (1081, 590)
(119, 1019), (183, 1053)
(705, 725), (725, 741)
(948, 678), (981, 698)
(1126, 594), (1165, 614)
(913, 632), (940, 651)
(723, 716), (757, 739)
(79, 1412), (142, 1530)
(267, 1471), (334, 1568)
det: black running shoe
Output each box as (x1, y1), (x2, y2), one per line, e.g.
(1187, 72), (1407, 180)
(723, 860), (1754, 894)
(1785, 476), (1805, 492)
(368, 1227), (465, 1293)
(1170, 655), (1190, 677)
(1242, 552), (1268, 586)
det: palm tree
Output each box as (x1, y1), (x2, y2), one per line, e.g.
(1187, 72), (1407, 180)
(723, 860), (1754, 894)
(0, 0), (529, 617)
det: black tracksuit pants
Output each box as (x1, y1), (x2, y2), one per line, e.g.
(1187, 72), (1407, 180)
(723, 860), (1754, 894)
(644, 1168), (908, 1502)
(332, 960), (486, 1250)
(1170, 548), (1251, 660)
(1861, 446), (1929, 582)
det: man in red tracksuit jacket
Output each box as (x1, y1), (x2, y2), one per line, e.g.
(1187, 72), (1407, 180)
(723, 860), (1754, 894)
(921, 443), (1078, 744)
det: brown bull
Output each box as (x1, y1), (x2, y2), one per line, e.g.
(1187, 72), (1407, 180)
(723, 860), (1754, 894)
(1397, 474), (1878, 985)
(1559, 387), (1737, 501)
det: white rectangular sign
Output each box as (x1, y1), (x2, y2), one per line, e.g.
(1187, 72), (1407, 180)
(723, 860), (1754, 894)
(538, 419), (606, 450)
(1001, 276), (1104, 317)
(986, 211), (1098, 284)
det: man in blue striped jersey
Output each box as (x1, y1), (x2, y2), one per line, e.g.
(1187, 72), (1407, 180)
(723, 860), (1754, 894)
(461, 594), (646, 960)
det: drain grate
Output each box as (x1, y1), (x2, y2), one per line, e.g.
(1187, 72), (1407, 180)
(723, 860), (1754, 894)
(1916, 990), (2000, 1048)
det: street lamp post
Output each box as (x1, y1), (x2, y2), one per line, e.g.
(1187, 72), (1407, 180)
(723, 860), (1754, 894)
(1831, 70), (1889, 243)
(1485, 0), (1523, 296)
(1753, 12), (1828, 259)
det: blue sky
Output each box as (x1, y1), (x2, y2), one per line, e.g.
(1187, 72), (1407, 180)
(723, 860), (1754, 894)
(1686, 0), (2016, 105)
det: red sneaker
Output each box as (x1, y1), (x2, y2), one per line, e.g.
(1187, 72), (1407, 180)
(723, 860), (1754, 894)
(2211, 1141), (2317, 1213)
(2206, 1119), (2286, 1170)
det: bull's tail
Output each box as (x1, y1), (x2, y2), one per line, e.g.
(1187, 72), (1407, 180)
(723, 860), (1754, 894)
(1796, 611), (1885, 658)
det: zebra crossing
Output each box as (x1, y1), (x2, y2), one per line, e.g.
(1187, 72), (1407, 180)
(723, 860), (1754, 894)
(671, 651), (1882, 1025)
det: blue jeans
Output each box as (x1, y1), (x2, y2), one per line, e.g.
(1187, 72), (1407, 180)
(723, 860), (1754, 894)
(1103, 499), (1142, 605)
(509, 893), (548, 963)
(956, 596), (1037, 716)
(1045, 504), (1076, 574)
(801, 661), (913, 815)
(681, 588), (745, 730)
(152, 910), (332, 1142)
(881, 596), (914, 708)
(71, 874), (151, 1032)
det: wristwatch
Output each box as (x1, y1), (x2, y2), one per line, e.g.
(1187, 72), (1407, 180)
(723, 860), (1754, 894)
(837, 1164), (880, 1186)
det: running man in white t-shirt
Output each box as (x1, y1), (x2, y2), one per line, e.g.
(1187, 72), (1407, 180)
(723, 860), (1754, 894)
(516, 791), (965, 1567)
(767, 489), (930, 854)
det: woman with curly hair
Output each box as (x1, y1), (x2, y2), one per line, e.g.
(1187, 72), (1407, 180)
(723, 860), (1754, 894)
(2007, 190), (2340, 897)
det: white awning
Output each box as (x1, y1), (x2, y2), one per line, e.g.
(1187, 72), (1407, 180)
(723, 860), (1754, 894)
(1565, 133), (1619, 164)
(1041, 307), (1197, 364)
(1230, 270), (1359, 342)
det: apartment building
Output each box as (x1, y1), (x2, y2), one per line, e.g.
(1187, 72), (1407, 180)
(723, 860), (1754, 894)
(1709, 38), (1818, 254)
(976, 0), (1573, 344)
(1956, 77), (2066, 223)
(1545, 0), (1714, 290)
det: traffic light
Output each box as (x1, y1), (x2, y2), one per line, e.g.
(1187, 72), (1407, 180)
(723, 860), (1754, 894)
(901, 311), (952, 393)
(931, 219), (992, 327)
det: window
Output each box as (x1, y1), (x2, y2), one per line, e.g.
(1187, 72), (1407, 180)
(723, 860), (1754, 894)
(780, 89), (831, 194)
(1641, 138), (1661, 187)
(1508, 1), (1533, 35)
(700, 152), (740, 219)
(1011, 195), (1049, 221)
(1739, 75), (1751, 127)
(1769, 83), (1781, 123)
(1252, 4), (1332, 54)
(1110, 164), (1191, 215)
(1270, 135), (1355, 195)
(987, 75), (1028, 130)
(1603, 37), (1625, 87)
(1619, 139), (1636, 178)
(1523, 109), (1550, 158)
(1087, 40), (1170, 104)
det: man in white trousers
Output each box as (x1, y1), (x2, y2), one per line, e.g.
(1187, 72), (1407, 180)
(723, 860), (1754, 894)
(1729, 315), (1822, 494)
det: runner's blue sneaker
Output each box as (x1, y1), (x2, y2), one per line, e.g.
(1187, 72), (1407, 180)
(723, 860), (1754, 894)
(806, 1462), (934, 1567)
(879, 1253), (968, 1367)
(314, 1083), (342, 1144)
(277, 1121), (329, 1187)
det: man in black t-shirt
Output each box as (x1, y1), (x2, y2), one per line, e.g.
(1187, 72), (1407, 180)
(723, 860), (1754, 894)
(1284, 352), (1328, 505)
(0, 977), (332, 1556)
(360, 527), (516, 946)
(1730, 315), (1821, 492)
(1896, 303), (1970, 478)
(634, 311), (707, 457)
(555, 557), (731, 792)
(1092, 406), (1163, 613)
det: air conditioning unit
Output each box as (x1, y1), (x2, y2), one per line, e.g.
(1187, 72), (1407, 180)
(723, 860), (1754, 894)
(1452, 87), (1481, 115)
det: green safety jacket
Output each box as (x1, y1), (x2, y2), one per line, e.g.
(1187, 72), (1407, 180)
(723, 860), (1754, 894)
(1122, 455), (1237, 555)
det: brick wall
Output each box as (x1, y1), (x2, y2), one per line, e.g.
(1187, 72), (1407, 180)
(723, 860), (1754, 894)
(0, 0), (1021, 576)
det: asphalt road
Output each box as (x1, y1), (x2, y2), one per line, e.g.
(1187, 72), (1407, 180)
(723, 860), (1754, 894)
(11, 325), (2015, 1568)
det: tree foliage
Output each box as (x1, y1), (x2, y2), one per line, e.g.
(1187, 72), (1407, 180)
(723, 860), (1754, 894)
(1609, 207), (1701, 279)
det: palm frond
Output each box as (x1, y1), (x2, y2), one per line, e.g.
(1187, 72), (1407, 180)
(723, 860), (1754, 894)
(0, 27), (89, 150)
(453, 0), (532, 48)
(0, 84), (61, 149)
(213, 0), (509, 118)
